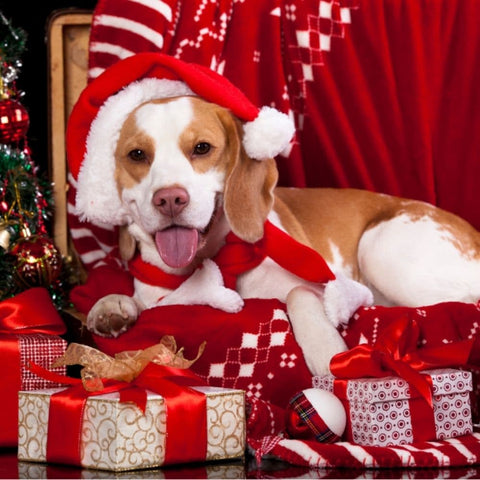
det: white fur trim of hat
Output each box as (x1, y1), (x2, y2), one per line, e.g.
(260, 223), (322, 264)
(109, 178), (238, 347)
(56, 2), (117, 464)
(66, 53), (295, 226)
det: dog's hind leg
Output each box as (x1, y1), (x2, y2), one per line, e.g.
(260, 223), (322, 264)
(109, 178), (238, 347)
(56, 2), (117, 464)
(287, 274), (373, 375)
(358, 213), (480, 306)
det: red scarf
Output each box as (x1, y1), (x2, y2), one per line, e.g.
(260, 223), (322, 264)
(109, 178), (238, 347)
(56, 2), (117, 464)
(128, 221), (335, 290)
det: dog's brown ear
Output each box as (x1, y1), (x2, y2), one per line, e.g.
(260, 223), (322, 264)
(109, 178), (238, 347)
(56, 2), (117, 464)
(118, 225), (137, 261)
(223, 116), (279, 243)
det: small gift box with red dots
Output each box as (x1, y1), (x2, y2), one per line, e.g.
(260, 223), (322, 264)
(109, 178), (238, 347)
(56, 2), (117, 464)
(313, 368), (473, 447)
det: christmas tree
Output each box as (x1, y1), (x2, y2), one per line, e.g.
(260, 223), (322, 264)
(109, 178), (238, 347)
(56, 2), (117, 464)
(0, 12), (70, 307)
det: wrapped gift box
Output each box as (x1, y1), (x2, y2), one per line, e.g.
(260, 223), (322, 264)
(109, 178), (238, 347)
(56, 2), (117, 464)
(0, 333), (67, 447)
(18, 385), (246, 472)
(313, 368), (473, 446)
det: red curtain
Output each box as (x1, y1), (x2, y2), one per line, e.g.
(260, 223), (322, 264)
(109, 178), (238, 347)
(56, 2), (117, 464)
(295, 0), (480, 231)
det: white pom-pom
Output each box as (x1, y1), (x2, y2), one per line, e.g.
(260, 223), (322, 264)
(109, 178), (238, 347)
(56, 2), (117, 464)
(242, 106), (295, 160)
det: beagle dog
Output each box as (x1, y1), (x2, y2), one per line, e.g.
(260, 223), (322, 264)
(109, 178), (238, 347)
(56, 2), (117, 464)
(84, 95), (480, 375)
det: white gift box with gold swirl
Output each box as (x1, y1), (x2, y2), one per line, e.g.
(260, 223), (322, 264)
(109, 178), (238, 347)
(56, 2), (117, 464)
(17, 386), (245, 472)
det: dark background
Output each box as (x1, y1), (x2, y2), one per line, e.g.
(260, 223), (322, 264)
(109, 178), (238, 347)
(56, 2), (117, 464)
(1, 1), (97, 174)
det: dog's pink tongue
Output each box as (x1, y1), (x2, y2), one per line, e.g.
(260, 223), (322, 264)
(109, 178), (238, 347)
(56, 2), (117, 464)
(155, 227), (198, 268)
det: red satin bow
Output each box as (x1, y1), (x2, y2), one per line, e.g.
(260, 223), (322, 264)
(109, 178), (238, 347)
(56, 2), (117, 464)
(330, 315), (474, 405)
(0, 287), (66, 335)
(29, 362), (207, 467)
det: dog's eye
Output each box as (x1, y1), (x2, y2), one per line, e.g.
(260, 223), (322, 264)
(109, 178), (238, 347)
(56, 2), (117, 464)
(193, 142), (211, 156)
(128, 149), (147, 163)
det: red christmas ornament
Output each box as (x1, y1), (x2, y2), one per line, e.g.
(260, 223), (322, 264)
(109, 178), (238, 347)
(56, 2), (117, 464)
(285, 389), (346, 443)
(11, 235), (62, 288)
(0, 99), (30, 144)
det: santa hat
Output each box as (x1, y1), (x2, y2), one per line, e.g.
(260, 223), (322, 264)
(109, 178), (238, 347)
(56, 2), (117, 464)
(66, 52), (295, 225)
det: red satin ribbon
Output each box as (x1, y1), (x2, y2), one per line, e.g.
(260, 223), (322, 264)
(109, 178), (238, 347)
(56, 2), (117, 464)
(0, 288), (66, 447)
(0, 335), (21, 446)
(0, 287), (66, 335)
(332, 373), (436, 443)
(133, 364), (207, 465)
(31, 362), (208, 467)
(330, 315), (474, 406)
(127, 220), (335, 291)
(409, 393), (437, 443)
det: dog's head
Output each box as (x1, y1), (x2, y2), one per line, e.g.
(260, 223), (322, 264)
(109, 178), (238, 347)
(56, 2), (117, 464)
(67, 53), (294, 272)
(114, 95), (279, 270)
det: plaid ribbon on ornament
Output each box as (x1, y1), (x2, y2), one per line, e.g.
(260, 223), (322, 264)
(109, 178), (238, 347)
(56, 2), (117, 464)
(289, 391), (341, 443)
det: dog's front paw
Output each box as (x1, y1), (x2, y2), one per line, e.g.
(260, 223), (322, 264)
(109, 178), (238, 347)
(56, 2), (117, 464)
(86, 294), (140, 337)
(156, 259), (245, 313)
(208, 287), (244, 313)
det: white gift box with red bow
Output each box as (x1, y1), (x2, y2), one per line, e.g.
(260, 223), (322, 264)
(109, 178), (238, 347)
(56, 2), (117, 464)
(313, 368), (473, 447)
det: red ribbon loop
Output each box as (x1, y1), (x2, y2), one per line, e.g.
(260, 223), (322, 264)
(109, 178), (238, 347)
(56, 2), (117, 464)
(330, 315), (474, 405)
(28, 361), (82, 386)
(0, 287), (66, 335)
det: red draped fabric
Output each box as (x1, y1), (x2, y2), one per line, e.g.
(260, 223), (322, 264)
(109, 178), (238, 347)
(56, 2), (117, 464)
(68, 0), (480, 272)
(303, 0), (480, 225)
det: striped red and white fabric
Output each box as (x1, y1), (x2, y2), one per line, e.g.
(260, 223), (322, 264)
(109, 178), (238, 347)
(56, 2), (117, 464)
(67, 176), (120, 272)
(250, 432), (480, 469)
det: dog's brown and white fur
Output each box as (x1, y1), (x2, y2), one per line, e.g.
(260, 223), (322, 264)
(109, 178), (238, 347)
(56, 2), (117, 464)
(84, 95), (480, 375)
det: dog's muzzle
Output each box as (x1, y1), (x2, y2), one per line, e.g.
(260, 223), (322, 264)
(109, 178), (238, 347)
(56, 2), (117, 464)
(153, 191), (222, 269)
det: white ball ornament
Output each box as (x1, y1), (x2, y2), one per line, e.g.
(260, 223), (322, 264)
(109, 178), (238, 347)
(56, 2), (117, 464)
(286, 388), (347, 443)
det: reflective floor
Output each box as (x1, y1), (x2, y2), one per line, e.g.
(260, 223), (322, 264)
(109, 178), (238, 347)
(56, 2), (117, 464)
(2, 449), (480, 479)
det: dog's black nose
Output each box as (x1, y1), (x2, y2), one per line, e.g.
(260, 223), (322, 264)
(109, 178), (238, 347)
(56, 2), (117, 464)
(153, 187), (190, 217)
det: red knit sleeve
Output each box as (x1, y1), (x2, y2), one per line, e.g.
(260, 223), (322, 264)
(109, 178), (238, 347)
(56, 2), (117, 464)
(69, 264), (134, 315)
